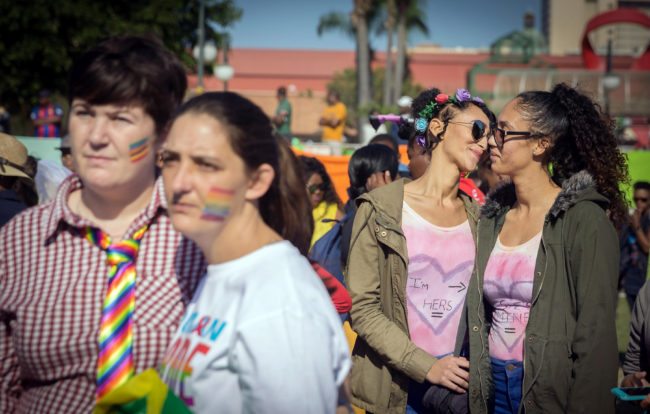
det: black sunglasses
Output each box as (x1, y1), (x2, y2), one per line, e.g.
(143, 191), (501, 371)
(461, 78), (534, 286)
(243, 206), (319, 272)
(307, 183), (327, 194)
(447, 120), (488, 141)
(494, 127), (538, 151)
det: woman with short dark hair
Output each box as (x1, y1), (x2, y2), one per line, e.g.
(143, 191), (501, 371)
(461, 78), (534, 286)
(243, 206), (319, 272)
(0, 36), (206, 412)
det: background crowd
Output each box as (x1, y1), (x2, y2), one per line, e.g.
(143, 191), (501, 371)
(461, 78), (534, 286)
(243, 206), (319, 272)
(0, 30), (649, 414)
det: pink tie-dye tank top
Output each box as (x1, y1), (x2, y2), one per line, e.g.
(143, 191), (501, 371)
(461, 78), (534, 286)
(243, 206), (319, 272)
(402, 202), (475, 358)
(483, 232), (542, 361)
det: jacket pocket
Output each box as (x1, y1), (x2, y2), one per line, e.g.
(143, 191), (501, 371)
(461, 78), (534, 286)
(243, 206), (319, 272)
(350, 340), (393, 409)
(533, 335), (572, 409)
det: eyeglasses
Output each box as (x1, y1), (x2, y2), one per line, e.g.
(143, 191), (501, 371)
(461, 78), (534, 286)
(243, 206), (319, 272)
(307, 183), (326, 194)
(634, 197), (649, 203)
(447, 120), (488, 141)
(493, 127), (538, 151)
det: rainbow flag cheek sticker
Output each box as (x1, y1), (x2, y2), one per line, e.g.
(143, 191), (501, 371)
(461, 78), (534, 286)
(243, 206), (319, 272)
(129, 137), (150, 162)
(201, 187), (235, 221)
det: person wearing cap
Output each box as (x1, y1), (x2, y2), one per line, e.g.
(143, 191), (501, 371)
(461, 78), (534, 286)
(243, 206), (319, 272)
(57, 134), (75, 172)
(0, 132), (32, 227)
(30, 89), (64, 138)
(0, 36), (206, 413)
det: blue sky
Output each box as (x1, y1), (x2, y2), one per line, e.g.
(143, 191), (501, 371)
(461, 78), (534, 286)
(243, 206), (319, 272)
(224, 0), (542, 50)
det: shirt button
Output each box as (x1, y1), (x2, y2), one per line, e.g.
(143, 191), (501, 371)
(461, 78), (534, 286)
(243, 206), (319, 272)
(526, 399), (533, 406)
(536, 271), (541, 276)
(380, 231), (387, 237)
(472, 326), (479, 332)
(375, 226), (380, 232)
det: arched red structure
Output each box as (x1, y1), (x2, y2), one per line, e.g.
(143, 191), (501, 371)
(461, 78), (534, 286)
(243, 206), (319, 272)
(581, 8), (650, 70)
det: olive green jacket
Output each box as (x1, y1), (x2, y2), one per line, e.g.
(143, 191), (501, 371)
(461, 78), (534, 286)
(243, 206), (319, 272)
(467, 171), (620, 414)
(345, 179), (479, 414)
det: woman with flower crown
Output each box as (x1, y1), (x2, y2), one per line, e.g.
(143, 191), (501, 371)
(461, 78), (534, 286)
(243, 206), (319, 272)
(345, 88), (495, 413)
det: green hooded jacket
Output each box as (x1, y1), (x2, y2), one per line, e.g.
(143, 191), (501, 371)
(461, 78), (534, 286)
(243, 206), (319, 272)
(345, 179), (479, 414)
(467, 171), (620, 414)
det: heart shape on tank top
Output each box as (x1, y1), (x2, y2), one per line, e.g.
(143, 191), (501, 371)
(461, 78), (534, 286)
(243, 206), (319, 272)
(484, 280), (534, 357)
(409, 255), (473, 284)
(483, 280), (534, 305)
(406, 256), (473, 336)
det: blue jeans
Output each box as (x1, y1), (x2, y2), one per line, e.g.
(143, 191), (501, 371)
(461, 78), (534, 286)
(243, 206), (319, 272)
(491, 358), (524, 414)
(406, 380), (429, 414)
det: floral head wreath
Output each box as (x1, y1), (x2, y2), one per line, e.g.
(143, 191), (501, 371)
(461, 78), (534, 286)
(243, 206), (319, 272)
(414, 88), (484, 147)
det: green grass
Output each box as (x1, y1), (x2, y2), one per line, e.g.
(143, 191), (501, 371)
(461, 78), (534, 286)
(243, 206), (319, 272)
(617, 294), (634, 386)
(617, 293), (632, 355)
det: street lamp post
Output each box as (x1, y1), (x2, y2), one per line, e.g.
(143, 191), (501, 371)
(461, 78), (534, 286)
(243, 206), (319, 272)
(214, 34), (234, 91)
(214, 63), (235, 91)
(193, 41), (217, 91)
(193, 0), (218, 91)
(196, 0), (206, 89)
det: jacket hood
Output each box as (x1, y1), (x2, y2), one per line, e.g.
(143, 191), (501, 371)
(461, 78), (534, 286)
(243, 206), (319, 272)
(481, 170), (610, 221)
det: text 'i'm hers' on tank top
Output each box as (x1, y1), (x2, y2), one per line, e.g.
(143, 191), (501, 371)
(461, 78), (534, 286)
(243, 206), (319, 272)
(483, 231), (542, 361)
(402, 201), (475, 358)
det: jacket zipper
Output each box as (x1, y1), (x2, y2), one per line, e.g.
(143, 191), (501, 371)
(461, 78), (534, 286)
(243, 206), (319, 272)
(521, 219), (550, 412)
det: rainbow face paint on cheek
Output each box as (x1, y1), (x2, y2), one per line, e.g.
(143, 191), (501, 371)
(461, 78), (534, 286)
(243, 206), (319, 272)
(129, 137), (150, 162)
(201, 187), (235, 222)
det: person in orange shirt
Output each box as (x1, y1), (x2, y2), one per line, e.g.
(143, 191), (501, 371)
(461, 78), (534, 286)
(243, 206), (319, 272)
(319, 90), (347, 143)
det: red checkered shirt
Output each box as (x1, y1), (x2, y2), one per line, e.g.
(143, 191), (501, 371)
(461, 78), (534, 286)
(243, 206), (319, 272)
(0, 175), (206, 413)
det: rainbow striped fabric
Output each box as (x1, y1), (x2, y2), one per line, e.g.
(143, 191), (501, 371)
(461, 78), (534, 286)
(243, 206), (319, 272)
(85, 224), (149, 401)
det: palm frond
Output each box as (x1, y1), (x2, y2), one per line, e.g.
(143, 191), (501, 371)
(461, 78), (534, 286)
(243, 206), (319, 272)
(317, 12), (354, 37)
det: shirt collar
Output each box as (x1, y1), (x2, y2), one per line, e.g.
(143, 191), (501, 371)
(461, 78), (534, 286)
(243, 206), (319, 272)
(45, 174), (168, 240)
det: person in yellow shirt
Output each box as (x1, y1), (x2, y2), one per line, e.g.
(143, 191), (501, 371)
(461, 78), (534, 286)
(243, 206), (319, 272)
(299, 155), (344, 248)
(319, 90), (347, 143)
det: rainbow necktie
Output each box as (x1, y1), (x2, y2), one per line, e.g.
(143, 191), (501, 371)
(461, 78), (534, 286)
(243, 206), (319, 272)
(85, 224), (148, 401)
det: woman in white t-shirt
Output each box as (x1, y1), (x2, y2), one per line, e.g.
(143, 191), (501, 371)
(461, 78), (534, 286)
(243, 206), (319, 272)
(158, 92), (351, 414)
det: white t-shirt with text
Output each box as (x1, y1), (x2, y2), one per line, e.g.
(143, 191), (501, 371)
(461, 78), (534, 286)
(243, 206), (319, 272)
(160, 241), (351, 413)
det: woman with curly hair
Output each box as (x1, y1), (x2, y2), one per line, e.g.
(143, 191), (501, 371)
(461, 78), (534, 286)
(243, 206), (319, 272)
(346, 87), (495, 413)
(466, 83), (628, 414)
(299, 155), (344, 247)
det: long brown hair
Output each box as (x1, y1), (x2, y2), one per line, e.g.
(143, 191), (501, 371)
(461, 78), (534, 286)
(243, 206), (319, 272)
(516, 83), (629, 227)
(274, 135), (314, 256)
(171, 92), (314, 254)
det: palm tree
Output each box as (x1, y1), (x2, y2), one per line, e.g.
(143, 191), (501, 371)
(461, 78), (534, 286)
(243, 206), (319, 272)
(382, 0), (397, 107)
(351, 0), (374, 109)
(393, 0), (428, 101)
(317, 1), (378, 111)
